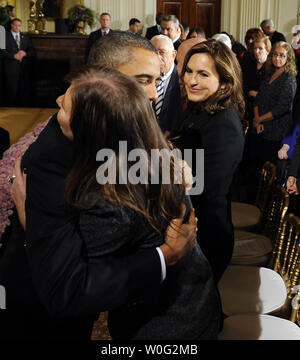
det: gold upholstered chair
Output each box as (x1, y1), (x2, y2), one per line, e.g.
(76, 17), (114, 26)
(231, 185), (289, 266)
(218, 313), (300, 340)
(242, 119), (249, 138)
(270, 213), (300, 317)
(219, 214), (300, 340)
(218, 212), (300, 318)
(290, 285), (300, 327)
(231, 161), (276, 231)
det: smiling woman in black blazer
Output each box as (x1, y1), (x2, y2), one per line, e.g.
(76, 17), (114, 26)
(172, 40), (245, 283)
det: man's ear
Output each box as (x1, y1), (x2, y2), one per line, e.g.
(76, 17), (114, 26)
(173, 50), (177, 60)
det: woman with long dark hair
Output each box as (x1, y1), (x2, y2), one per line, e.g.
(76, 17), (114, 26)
(50, 65), (221, 339)
(172, 40), (245, 283)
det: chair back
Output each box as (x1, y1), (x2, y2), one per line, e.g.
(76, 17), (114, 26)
(273, 213), (300, 314)
(242, 119), (249, 138)
(290, 283), (300, 324)
(255, 161), (276, 220)
(262, 184), (289, 242)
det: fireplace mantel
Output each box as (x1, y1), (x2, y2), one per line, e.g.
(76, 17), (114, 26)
(26, 33), (88, 107)
(28, 33), (88, 71)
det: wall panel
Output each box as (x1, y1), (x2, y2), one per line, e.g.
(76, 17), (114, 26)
(221, 0), (297, 45)
(14, 0), (298, 43)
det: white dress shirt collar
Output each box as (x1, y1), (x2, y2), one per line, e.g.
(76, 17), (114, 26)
(162, 62), (175, 81)
(172, 35), (180, 44)
(101, 28), (110, 35)
(11, 31), (20, 39)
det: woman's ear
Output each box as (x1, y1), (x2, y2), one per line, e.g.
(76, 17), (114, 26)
(219, 84), (226, 94)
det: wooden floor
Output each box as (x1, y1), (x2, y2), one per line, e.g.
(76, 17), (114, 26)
(91, 312), (112, 340)
(0, 107), (58, 145)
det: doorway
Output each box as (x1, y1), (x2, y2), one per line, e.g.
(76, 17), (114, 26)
(157, 0), (221, 38)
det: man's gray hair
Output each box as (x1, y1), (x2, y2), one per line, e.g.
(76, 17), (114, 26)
(260, 19), (274, 29)
(88, 30), (158, 68)
(161, 14), (180, 29)
(151, 34), (175, 51)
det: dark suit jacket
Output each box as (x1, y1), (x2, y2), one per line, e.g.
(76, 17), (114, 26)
(270, 30), (286, 46)
(0, 114), (161, 339)
(145, 25), (160, 40)
(85, 28), (113, 59)
(288, 129), (300, 179)
(173, 38), (181, 51)
(155, 65), (181, 132)
(4, 19), (11, 32)
(78, 197), (221, 340)
(0, 31), (34, 106)
(0, 126), (9, 158)
(172, 105), (244, 282)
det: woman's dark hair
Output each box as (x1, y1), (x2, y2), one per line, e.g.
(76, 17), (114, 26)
(187, 27), (206, 39)
(64, 66), (185, 233)
(181, 39), (245, 120)
(244, 28), (264, 51)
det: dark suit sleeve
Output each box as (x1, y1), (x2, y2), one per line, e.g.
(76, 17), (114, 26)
(145, 26), (154, 40)
(23, 116), (162, 318)
(202, 110), (244, 196)
(275, 31), (286, 43)
(23, 34), (34, 59)
(85, 31), (97, 59)
(0, 126), (10, 158)
(25, 213), (161, 318)
(145, 28), (151, 39)
(0, 47), (11, 59)
(288, 130), (300, 177)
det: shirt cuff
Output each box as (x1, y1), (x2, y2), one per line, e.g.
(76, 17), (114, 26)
(155, 247), (166, 282)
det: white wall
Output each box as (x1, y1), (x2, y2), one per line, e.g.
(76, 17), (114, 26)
(83, 0), (156, 35)
(221, 0), (299, 45)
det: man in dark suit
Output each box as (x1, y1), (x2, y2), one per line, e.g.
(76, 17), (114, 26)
(151, 35), (181, 136)
(128, 18), (141, 34)
(160, 14), (182, 51)
(260, 19), (286, 46)
(85, 12), (112, 59)
(145, 12), (163, 40)
(0, 18), (34, 107)
(0, 31), (198, 340)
